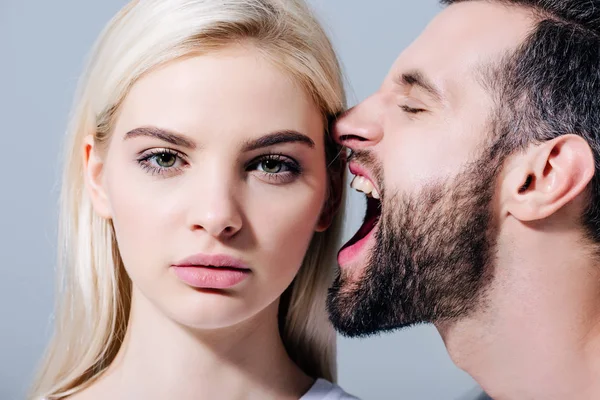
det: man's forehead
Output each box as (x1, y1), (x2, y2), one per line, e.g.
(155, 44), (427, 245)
(387, 1), (535, 97)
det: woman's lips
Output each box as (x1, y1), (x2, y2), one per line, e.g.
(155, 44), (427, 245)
(171, 265), (250, 289)
(171, 253), (251, 289)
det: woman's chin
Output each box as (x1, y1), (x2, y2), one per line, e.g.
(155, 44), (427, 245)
(153, 288), (277, 332)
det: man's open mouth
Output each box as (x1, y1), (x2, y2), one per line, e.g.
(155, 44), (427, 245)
(341, 196), (382, 252)
(340, 165), (383, 254)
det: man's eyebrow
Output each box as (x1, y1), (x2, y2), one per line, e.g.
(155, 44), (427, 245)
(124, 126), (196, 149)
(242, 130), (315, 152)
(398, 70), (444, 102)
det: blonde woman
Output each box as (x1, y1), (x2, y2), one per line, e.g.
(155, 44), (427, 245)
(30, 1), (357, 399)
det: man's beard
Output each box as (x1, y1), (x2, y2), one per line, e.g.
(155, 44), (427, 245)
(327, 151), (499, 337)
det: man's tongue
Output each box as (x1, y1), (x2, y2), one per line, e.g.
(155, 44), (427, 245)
(342, 197), (381, 250)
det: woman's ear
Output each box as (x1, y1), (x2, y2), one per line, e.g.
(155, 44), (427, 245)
(315, 171), (344, 232)
(83, 135), (113, 219)
(501, 134), (594, 222)
(316, 142), (347, 232)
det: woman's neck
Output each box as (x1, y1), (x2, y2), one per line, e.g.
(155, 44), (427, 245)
(74, 287), (313, 400)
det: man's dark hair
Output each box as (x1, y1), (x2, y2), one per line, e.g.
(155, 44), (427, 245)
(442, 0), (600, 243)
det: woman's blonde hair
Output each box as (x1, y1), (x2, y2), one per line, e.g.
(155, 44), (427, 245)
(30, 0), (346, 398)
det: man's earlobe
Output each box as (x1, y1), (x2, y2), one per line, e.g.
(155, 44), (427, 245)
(502, 134), (594, 222)
(83, 135), (113, 219)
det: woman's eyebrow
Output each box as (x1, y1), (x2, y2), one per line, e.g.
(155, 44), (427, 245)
(124, 126), (197, 149)
(242, 130), (315, 151)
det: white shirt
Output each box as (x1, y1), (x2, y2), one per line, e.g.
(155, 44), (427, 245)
(300, 378), (360, 400)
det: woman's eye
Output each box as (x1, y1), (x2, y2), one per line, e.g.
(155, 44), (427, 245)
(137, 149), (187, 176)
(258, 158), (285, 174)
(252, 155), (300, 175)
(248, 154), (302, 184)
(154, 152), (178, 168)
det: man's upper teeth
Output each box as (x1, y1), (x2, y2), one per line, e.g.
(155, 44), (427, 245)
(351, 176), (380, 199)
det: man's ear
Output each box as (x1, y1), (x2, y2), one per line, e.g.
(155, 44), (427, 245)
(501, 134), (594, 222)
(83, 135), (113, 219)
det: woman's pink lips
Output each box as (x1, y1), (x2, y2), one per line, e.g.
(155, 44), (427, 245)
(171, 253), (251, 289)
(171, 266), (250, 289)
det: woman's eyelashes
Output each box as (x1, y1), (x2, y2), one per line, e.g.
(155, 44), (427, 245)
(136, 148), (302, 184)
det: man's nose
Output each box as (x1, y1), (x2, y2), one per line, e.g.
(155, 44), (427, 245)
(333, 94), (384, 150)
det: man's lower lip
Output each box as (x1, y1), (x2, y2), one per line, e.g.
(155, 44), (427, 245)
(171, 266), (250, 289)
(338, 228), (375, 267)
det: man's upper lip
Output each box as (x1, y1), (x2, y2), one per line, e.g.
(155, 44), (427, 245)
(348, 161), (380, 194)
(173, 253), (250, 270)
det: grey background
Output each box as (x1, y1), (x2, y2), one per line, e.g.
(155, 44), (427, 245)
(0, 1), (480, 399)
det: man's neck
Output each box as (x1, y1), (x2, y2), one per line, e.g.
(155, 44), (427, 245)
(78, 288), (312, 400)
(438, 225), (600, 400)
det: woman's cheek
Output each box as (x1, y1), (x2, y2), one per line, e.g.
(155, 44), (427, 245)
(250, 187), (324, 267)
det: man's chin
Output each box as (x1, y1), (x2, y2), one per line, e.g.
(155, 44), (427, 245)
(327, 310), (423, 338)
(326, 276), (422, 338)
(331, 319), (419, 339)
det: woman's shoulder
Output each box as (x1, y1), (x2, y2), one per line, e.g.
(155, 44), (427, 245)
(300, 378), (361, 400)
